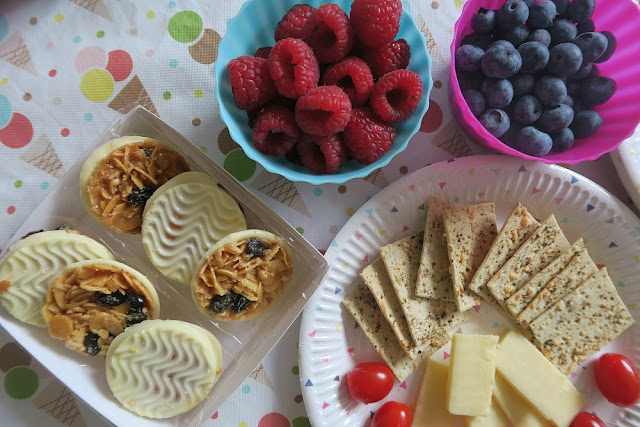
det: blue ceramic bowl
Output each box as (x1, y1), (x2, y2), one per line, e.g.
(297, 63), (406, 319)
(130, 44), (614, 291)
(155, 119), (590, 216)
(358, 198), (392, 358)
(214, 0), (432, 185)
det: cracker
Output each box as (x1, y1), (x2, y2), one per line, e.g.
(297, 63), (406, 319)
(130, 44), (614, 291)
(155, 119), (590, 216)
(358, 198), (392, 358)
(529, 268), (635, 375)
(342, 283), (450, 382)
(518, 247), (598, 331)
(487, 215), (570, 307)
(443, 203), (498, 312)
(416, 197), (457, 300)
(506, 238), (585, 318)
(380, 233), (471, 348)
(469, 203), (539, 306)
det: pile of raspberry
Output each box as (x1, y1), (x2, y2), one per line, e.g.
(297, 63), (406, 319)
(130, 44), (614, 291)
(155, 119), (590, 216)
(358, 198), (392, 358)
(226, 0), (423, 174)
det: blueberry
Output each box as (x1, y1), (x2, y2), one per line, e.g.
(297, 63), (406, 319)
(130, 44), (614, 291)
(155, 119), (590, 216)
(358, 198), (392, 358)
(572, 100), (588, 114)
(481, 42), (522, 78)
(570, 109), (602, 139)
(496, 0), (529, 31)
(537, 104), (574, 133)
(479, 109), (511, 138)
(499, 24), (530, 47)
(95, 290), (126, 306)
(125, 310), (148, 327)
(573, 32), (608, 63)
(513, 95), (543, 125)
(127, 185), (156, 207)
(551, 128), (575, 152)
(245, 238), (267, 257)
(569, 62), (592, 81)
(457, 70), (485, 91)
(576, 19), (595, 35)
(499, 122), (522, 146)
(54, 224), (71, 231)
(472, 8), (496, 33)
(551, 0), (570, 15)
(463, 89), (486, 116)
(455, 45), (485, 72)
(521, 0), (535, 7)
(579, 76), (616, 106)
(534, 76), (567, 106)
(587, 65), (600, 78)
(482, 79), (514, 108)
(126, 292), (146, 310)
(566, 80), (581, 98)
(528, 0), (557, 30)
(562, 94), (574, 107)
(594, 31), (616, 63)
(518, 41), (550, 73)
(528, 29), (551, 47)
(209, 293), (234, 313)
(510, 73), (536, 97)
(548, 19), (577, 46)
(547, 43), (583, 77)
(142, 147), (153, 157)
(566, 0), (595, 24)
(84, 332), (101, 356)
(461, 32), (493, 50)
(514, 126), (553, 156)
(230, 293), (252, 313)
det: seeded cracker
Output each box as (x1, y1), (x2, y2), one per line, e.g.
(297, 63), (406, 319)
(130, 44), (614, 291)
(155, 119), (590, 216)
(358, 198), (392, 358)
(506, 238), (585, 318)
(342, 283), (449, 382)
(469, 203), (538, 306)
(360, 258), (416, 357)
(443, 203), (497, 312)
(487, 215), (570, 308)
(518, 247), (598, 331)
(529, 268), (635, 375)
(416, 197), (457, 300)
(379, 233), (471, 348)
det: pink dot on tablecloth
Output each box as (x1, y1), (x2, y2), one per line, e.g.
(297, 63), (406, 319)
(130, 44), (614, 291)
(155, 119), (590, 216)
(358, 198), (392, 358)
(106, 50), (133, 82)
(258, 413), (290, 427)
(420, 99), (443, 133)
(45, 42), (53, 49)
(48, 69), (56, 77)
(146, 49), (154, 57)
(60, 128), (69, 137)
(75, 46), (107, 73)
(7, 206), (15, 214)
(0, 113), (33, 149)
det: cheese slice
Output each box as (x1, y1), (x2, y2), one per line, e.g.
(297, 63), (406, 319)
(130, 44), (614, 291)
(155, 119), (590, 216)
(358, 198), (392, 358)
(447, 334), (499, 416)
(466, 398), (510, 427)
(413, 358), (457, 427)
(495, 330), (584, 427)
(493, 373), (550, 427)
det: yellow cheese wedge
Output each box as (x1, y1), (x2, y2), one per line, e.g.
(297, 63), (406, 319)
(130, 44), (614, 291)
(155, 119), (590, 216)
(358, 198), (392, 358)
(413, 358), (457, 427)
(465, 398), (509, 427)
(447, 334), (499, 417)
(493, 373), (550, 427)
(495, 330), (584, 427)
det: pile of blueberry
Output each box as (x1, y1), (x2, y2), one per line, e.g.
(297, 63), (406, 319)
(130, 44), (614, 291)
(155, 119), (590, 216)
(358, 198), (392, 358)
(455, 0), (617, 156)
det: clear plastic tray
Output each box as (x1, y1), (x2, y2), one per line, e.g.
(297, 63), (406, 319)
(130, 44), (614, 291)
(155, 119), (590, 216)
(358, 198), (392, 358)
(0, 106), (329, 427)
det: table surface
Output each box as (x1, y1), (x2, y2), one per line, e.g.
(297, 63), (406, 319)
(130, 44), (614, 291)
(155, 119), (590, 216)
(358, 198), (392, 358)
(0, 0), (638, 426)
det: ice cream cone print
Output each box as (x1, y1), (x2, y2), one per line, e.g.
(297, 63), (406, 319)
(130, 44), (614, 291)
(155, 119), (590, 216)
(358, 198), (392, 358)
(107, 75), (158, 116)
(433, 121), (472, 157)
(251, 171), (311, 217)
(0, 32), (36, 75)
(69, 0), (112, 21)
(20, 134), (65, 178)
(363, 168), (389, 188)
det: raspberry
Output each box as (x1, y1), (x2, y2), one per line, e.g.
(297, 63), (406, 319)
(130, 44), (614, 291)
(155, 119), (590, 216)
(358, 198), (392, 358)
(269, 38), (320, 99)
(350, 0), (402, 48)
(227, 56), (277, 110)
(295, 86), (352, 136)
(254, 46), (272, 59)
(361, 39), (411, 79)
(343, 107), (396, 165)
(252, 104), (300, 156)
(275, 4), (316, 41)
(297, 133), (348, 174)
(321, 57), (374, 107)
(370, 69), (423, 123)
(302, 3), (354, 64)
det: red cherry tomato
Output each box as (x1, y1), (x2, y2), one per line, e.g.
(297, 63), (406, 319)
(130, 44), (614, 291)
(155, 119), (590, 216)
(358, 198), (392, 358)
(594, 353), (640, 407)
(371, 401), (412, 427)
(345, 362), (394, 403)
(570, 411), (606, 427)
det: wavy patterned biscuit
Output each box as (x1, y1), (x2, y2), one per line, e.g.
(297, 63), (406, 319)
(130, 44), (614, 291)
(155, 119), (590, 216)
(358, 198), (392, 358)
(0, 230), (114, 327)
(80, 136), (190, 234)
(41, 259), (160, 356)
(142, 172), (246, 285)
(106, 319), (223, 419)
(192, 229), (293, 322)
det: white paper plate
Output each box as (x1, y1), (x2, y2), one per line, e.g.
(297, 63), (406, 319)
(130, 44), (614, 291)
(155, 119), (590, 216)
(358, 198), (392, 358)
(612, 125), (640, 212)
(299, 155), (640, 427)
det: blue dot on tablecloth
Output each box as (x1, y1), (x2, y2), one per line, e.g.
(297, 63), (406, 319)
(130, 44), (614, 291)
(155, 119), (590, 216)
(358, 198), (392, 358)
(40, 182), (49, 190)
(168, 1), (176, 8)
(73, 35), (81, 43)
(0, 16), (7, 42)
(0, 94), (11, 128)
(241, 384), (251, 394)
(169, 59), (178, 68)
(84, 112), (92, 121)
(314, 188), (322, 196)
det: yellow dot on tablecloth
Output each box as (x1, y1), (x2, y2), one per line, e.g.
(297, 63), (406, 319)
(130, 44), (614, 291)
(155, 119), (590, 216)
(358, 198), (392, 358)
(454, 0), (463, 6)
(239, 423), (248, 427)
(147, 11), (155, 19)
(80, 69), (114, 103)
(55, 13), (64, 22)
(346, 207), (354, 216)
(199, 145), (207, 152)
(1, 78), (8, 85)
(194, 89), (203, 98)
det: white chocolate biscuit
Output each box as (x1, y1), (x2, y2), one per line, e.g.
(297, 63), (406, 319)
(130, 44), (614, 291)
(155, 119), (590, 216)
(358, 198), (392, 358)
(0, 230), (114, 327)
(106, 319), (223, 419)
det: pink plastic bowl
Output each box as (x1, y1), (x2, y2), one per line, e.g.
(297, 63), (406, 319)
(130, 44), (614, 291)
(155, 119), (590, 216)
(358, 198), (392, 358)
(450, 0), (640, 164)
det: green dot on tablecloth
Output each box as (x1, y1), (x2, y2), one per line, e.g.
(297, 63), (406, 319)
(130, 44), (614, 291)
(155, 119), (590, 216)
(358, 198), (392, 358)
(292, 417), (311, 427)
(84, 113), (92, 121)
(4, 366), (38, 399)
(13, 180), (21, 188)
(241, 384), (251, 394)
(296, 227), (304, 235)
(313, 188), (322, 196)
(223, 149), (256, 182)
(0, 16), (8, 42)
(163, 91), (171, 100)
(96, 30), (105, 38)
(168, 1), (176, 9)
(73, 35), (81, 43)
(168, 11), (203, 44)
(0, 94), (12, 128)
(291, 365), (299, 375)
(169, 59), (178, 68)
(40, 182), (49, 190)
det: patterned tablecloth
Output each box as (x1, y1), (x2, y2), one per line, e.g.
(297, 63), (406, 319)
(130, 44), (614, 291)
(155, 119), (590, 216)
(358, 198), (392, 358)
(0, 1), (638, 426)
